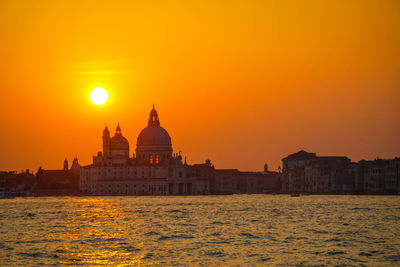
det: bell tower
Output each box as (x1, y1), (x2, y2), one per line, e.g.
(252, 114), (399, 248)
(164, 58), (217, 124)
(102, 126), (111, 158)
(64, 158), (68, 171)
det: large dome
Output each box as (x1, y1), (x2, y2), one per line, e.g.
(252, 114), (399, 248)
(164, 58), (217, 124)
(137, 126), (171, 146)
(137, 105), (172, 147)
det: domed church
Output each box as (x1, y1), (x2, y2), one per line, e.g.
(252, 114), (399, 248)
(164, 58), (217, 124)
(80, 105), (214, 195)
(136, 104), (172, 165)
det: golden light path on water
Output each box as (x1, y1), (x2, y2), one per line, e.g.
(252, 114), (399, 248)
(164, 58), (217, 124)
(63, 198), (148, 266)
(0, 195), (400, 266)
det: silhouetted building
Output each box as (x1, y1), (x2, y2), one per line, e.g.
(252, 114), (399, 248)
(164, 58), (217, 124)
(387, 158), (400, 192)
(215, 169), (241, 194)
(80, 105), (213, 195)
(349, 162), (364, 193)
(214, 168), (279, 194)
(359, 158), (400, 194)
(281, 150), (350, 194)
(281, 150), (400, 194)
(0, 170), (35, 197)
(187, 160), (215, 194)
(281, 150), (316, 193)
(304, 156), (350, 193)
(34, 158), (81, 196)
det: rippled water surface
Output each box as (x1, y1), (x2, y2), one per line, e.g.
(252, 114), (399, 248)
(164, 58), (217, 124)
(1, 195), (400, 266)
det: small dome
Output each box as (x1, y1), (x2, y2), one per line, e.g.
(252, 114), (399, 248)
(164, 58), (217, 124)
(111, 134), (129, 150)
(137, 126), (171, 146)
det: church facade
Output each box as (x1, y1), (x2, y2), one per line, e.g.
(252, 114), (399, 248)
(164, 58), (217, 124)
(80, 106), (213, 195)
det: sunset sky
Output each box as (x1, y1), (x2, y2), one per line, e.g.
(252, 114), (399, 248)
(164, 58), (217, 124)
(0, 0), (399, 172)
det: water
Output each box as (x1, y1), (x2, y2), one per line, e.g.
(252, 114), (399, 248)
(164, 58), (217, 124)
(0, 195), (399, 266)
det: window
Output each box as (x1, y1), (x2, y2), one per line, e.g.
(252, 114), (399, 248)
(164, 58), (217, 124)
(150, 155), (154, 164)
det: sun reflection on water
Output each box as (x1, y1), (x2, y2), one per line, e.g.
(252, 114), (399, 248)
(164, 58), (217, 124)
(62, 198), (152, 266)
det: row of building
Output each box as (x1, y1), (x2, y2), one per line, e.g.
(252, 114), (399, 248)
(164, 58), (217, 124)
(280, 150), (400, 194)
(1, 106), (398, 196)
(0, 170), (35, 197)
(0, 158), (80, 197)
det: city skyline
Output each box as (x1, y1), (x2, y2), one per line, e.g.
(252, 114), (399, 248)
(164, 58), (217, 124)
(1, 0), (399, 172)
(1, 102), (399, 172)
(3, 103), (399, 174)
(1, 2), (400, 265)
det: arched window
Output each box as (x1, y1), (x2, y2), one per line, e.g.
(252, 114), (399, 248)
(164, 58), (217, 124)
(150, 155), (154, 164)
(156, 155), (159, 164)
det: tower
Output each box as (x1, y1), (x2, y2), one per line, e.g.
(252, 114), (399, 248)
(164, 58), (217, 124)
(103, 126), (111, 158)
(264, 163), (268, 173)
(64, 158), (68, 171)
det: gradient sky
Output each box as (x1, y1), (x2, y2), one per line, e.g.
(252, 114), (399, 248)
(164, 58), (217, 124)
(0, 0), (399, 172)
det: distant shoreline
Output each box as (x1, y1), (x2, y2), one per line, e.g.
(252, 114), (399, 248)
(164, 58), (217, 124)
(3, 193), (400, 198)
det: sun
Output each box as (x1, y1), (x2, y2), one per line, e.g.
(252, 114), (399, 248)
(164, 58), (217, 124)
(90, 87), (109, 105)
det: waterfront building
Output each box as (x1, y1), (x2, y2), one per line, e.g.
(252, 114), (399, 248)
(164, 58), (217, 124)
(80, 106), (213, 195)
(214, 169), (242, 194)
(304, 156), (350, 193)
(348, 162), (364, 193)
(360, 158), (400, 194)
(0, 170), (35, 197)
(35, 157), (81, 196)
(281, 150), (350, 194)
(281, 150), (400, 194)
(186, 160), (215, 194)
(280, 150), (316, 193)
(387, 158), (400, 192)
(214, 169), (279, 194)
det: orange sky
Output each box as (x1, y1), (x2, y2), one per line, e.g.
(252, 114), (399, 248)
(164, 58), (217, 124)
(0, 0), (399, 172)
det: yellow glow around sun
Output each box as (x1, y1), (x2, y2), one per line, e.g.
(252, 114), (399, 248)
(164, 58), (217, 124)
(90, 87), (109, 105)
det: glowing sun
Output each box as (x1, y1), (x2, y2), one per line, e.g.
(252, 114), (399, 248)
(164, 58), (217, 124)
(90, 87), (109, 105)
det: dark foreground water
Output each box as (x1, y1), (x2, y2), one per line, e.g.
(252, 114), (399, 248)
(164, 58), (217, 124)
(0, 195), (399, 266)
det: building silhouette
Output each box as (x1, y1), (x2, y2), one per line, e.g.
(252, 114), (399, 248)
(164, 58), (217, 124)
(280, 150), (400, 194)
(3, 106), (399, 196)
(35, 157), (80, 196)
(80, 105), (213, 195)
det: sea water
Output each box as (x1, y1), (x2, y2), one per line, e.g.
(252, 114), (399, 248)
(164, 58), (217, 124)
(0, 195), (399, 266)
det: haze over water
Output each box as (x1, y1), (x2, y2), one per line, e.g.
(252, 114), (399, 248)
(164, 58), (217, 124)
(1, 195), (399, 266)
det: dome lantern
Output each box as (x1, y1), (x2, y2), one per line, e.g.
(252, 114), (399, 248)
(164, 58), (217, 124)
(148, 104), (160, 126)
(116, 122), (122, 135)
